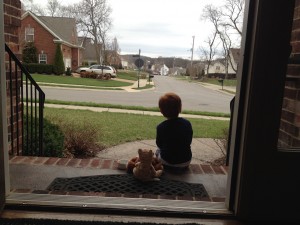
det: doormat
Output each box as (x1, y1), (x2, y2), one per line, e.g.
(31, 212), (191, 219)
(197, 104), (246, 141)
(47, 174), (209, 199)
(0, 218), (203, 225)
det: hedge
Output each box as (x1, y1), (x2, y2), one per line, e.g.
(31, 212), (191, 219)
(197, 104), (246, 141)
(23, 63), (54, 74)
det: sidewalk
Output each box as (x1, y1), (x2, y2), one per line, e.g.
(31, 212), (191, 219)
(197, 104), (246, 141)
(45, 103), (230, 121)
(96, 138), (225, 165)
(196, 82), (236, 95)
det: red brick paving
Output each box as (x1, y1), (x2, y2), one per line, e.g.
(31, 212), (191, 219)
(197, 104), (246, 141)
(101, 159), (112, 169)
(189, 164), (203, 174)
(44, 157), (59, 165)
(200, 165), (214, 174)
(9, 156), (228, 175)
(90, 158), (101, 168)
(79, 159), (91, 167)
(212, 165), (226, 174)
(22, 156), (38, 164)
(56, 158), (70, 166)
(67, 158), (80, 167)
(33, 157), (48, 165)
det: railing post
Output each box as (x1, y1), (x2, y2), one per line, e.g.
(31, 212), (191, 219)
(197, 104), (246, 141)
(5, 44), (45, 156)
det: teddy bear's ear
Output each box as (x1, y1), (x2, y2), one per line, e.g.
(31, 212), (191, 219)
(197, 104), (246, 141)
(149, 149), (153, 154)
(138, 149), (142, 154)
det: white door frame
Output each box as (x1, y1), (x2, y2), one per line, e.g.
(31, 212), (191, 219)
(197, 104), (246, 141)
(0, 1), (10, 212)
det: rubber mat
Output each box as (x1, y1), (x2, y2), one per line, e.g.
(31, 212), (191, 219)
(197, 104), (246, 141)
(47, 174), (209, 198)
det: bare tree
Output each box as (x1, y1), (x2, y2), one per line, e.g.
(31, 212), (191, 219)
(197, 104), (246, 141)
(201, 4), (222, 76)
(199, 30), (219, 76)
(202, 4), (222, 33)
(74, 0), (112, 65)
(220, 0), (244, 75)
(47, 0), (61, 17)
(54, 4), (77, 18)
(21, 0), (45, 15)
(221, 0), (244, 36)
(201, 0), (244, 77)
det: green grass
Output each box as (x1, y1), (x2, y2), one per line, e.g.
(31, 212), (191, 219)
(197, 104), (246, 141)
(27, 74), (133, 87)
(116, 70), (139, 80)
(45, 99), (231, 118)
(44, 107), (229, 147)
(36, 83), (123, 90)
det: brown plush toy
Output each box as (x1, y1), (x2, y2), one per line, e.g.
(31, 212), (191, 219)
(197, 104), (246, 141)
(130, 149), (163, 182)
(126, 156), (139, 173)
(127, 150), (163, 174)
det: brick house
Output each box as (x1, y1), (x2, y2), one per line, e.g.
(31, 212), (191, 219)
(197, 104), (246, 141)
(20, 11), (82, 71)
(78, 36), (101, 66)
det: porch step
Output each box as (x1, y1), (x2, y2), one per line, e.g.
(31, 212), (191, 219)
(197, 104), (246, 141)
(9, 156), (228, 175)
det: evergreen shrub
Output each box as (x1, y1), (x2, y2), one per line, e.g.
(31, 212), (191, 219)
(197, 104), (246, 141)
(53, 44), (65, 75)
(22, 42), (38, 63)
(23, 63), (53, 74)
(23, 117), (64, 157)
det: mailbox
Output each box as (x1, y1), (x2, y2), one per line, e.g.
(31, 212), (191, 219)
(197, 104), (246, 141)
(218, 79), (224, 90)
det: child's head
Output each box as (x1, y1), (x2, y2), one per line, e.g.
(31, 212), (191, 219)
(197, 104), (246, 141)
(159, 92), (182, 118)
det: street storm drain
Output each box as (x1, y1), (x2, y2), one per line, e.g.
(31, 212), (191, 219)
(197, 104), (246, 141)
(47, 174), (209, 198)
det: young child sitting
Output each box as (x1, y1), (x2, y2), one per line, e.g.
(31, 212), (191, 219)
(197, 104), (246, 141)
(155, 92), (193, 172)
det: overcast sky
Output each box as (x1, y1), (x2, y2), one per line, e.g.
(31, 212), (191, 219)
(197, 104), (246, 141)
(30, 0), (224, 59)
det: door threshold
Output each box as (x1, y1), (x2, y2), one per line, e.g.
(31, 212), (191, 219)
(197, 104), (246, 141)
(6, 192), (231, 215)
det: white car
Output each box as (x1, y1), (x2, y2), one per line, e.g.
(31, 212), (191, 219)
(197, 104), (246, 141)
(77, 65), (117, 78)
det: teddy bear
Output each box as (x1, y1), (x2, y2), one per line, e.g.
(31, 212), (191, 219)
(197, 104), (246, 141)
(126, 150), (163, 173)
(130, 149), (163, 182)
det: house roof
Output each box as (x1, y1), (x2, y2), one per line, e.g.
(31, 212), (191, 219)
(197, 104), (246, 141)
(22, 11), (81, 48)
(211, 58), (226, 66)
(78, 36), (101, 60)
(230, 48), (240, 63)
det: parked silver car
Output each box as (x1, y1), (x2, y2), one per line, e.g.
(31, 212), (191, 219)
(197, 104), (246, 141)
(76, 65), (117, 78)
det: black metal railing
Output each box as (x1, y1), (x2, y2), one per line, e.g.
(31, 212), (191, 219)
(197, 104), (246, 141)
(5, 44), (45, 156)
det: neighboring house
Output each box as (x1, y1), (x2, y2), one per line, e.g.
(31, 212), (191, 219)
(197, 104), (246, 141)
(120, 57), (129, 69)
(204, 48), (240, 78)
(106, 50), (121, 68)
(78, 37), (101, 66)
(206, 59), (226, 74)
(228, 48), (240, 73)
(78, 37), (121, 68)
(154, 64), (169, 76)
(168, 67), (186, 76)
(119, 55), (136, 69)
(20, 11), (83, 71)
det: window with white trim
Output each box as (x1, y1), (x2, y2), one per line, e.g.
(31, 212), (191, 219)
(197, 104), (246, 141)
(39, 53), (47, 64)
(25, 27), (34, 42)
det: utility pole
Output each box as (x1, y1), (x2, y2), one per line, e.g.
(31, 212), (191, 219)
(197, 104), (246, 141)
(190, 36), (195, 77)
(191, 35), (195, 67)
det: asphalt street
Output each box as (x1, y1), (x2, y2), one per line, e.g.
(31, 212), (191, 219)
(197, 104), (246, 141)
(40, 76), (234, 113)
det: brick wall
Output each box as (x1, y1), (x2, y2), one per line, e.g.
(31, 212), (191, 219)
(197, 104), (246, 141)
(4, 0), (21, 53)
(3, 0), (22, 155)
(20, 15), (57, 65)
(278, 1), (300, 148)
(71, 48), (80, 70)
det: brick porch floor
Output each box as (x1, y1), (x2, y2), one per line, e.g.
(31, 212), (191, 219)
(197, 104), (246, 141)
(9, 156), (228, 203)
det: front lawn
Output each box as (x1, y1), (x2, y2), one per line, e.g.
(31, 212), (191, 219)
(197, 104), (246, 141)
(116, 70), (139, 80)
(27, 74), (133, 87)
(45, 107), (229, 148)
